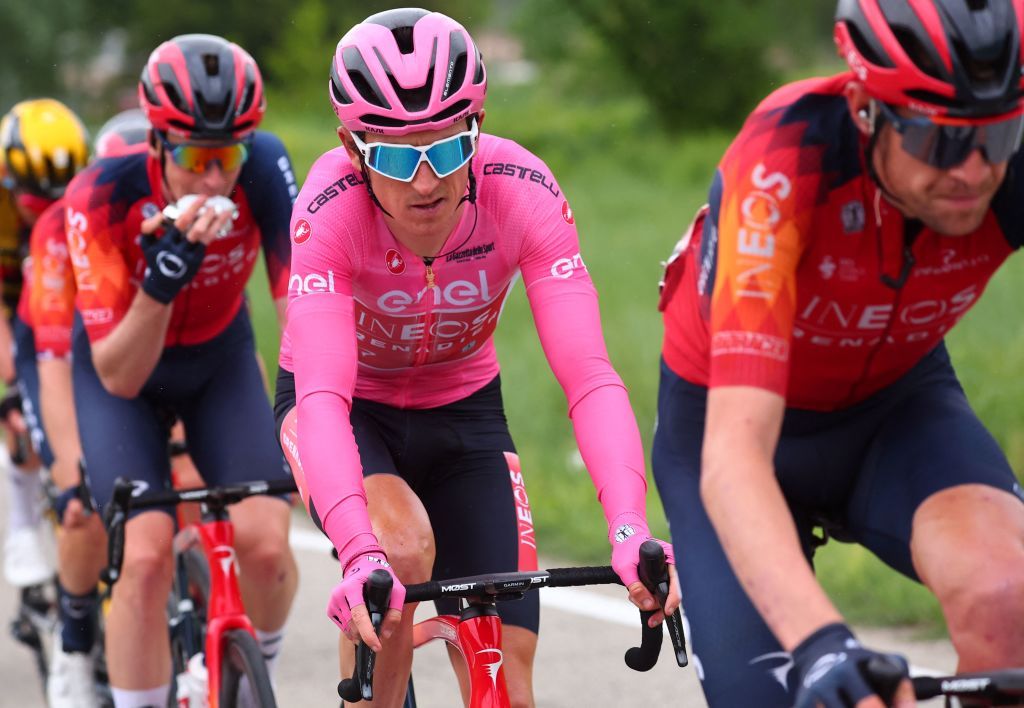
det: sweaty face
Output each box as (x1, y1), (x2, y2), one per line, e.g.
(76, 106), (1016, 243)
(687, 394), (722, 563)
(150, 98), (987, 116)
(873, 114), (1009, 236)
(154, 134), (244, 204)
(343, 118), (478, 254)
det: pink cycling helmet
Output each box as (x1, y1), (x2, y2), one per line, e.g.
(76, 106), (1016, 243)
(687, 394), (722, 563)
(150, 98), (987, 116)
(834, 0), (1024, 119)
(139, 34), (265, 141)
(329, 8), (486, 136)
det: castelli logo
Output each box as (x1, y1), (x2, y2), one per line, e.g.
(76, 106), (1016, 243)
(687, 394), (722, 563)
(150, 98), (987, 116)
(561, 200), (574, 225)
(385, 248), (406, 275)
(293, 218), (312, 244)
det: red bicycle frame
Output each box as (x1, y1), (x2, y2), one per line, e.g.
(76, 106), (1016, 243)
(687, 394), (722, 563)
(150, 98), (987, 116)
(192, 519), (257, 706)
(413, 611), (509, 708)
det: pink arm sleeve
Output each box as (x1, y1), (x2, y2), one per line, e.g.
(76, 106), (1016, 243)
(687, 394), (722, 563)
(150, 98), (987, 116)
(288, 293), (380, 566)
(526, 276), (648, 526)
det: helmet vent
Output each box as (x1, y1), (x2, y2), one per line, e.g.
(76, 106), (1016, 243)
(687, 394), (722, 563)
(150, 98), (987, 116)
(157, 64), (188, 112)
(330, 63), (353, 105)
(343, 46), (390, 110)
(203, 54), (220, 76)
(238, 64), (257, 114)
(392, 25), (416, 55)
(380, 41), (435, 111)
(846, 22), (892, 68)
(892, 27), (946, 81)
(444, 31), (467, 99)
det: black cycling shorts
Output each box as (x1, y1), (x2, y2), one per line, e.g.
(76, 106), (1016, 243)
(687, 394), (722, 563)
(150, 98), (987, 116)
(652, 343), (1021, 707)
(276, 369), (540, 633)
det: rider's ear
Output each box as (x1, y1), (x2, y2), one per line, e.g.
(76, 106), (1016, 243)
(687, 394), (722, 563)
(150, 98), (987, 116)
(844, 83), (874, 136)
(337, 127), (363, 173)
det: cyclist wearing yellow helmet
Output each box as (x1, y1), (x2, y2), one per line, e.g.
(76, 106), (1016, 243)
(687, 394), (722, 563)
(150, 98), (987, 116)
(0, 98), (88, 598)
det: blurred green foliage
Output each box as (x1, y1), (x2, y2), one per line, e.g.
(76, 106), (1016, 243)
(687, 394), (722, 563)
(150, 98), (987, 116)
(1, 0), (838, 130)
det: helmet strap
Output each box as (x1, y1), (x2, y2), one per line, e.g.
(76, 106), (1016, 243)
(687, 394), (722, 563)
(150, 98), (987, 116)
(360, 162), (394, 218)
(863, 100), (911, 215)
(457, 161), (477, 207)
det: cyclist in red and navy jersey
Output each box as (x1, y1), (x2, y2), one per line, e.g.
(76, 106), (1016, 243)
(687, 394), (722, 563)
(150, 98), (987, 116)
(64, 35), (298, 708)
(654, 1), (1024, 706)
(274, 9), (678, 707)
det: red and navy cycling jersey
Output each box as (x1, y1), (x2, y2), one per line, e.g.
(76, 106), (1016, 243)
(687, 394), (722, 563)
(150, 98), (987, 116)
(661, 72), (1024, 411)
(18, 200), (74, 358)
(64, 131), (296, 346)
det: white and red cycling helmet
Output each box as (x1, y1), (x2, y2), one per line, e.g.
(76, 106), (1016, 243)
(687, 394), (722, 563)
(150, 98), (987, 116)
(834, 0), (1024, 119)
(139, 34), (265, 141)
(329, 8), (487, 136)
(94, 109), (150, 158)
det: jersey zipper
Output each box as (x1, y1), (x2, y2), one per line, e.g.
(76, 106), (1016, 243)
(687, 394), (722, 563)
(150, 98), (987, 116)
(413, 257), (438, 367)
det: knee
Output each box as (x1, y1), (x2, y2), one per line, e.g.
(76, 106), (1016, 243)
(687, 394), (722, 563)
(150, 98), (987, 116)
(942, 563), (1024, 646)
(239, 529), (295, 586)
(117, 543), (173, 610)
(380, 524), (434, 584)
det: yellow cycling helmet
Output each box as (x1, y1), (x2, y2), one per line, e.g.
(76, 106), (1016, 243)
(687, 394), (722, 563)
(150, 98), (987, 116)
(0, 98), (89, 199)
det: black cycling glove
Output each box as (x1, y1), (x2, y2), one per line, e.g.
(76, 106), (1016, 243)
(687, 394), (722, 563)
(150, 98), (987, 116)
(792, 623), (909, 708)
(140, 226), (207, 304)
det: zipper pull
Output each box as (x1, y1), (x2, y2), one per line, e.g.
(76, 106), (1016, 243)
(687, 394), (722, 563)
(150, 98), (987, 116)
(423, 257), (436, 289)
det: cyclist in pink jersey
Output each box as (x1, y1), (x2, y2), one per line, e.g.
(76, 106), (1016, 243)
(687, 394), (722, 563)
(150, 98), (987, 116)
(275, 9), (678, 706)
(653, 1), (1024, 706)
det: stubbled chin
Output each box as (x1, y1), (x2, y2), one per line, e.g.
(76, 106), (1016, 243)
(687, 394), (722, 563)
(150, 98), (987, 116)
(924, 209), (987, 237)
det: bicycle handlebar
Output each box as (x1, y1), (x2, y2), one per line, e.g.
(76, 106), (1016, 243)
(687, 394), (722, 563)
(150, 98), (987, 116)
(862, 655), (1024, 703)
(99, 476), (298, 586)
(338, 539), (687, 702)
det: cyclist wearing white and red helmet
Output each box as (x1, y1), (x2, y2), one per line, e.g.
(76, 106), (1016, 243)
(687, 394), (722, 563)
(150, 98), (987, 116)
(65, 34), (298, 708)
(275, 9), (679, 706)
(653, 1), (1024, 706)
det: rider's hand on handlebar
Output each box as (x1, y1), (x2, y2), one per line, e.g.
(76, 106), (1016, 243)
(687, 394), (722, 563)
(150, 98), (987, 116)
(327, 552), (406, 652)
(792, 623), (915, 708)
(608, 513), (681, 626)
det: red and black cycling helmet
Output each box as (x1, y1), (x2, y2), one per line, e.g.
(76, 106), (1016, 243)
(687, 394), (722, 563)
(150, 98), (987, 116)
(835, 0), (1024, 119)
(139, 34), (265, 141)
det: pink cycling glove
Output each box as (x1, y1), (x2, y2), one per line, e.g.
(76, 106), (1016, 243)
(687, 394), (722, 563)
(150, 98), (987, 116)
(608, 512), (675, 587)
(327, 552), (407, 633)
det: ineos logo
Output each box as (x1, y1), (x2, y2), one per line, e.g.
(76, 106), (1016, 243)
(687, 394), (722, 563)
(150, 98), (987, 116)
(156, 251), (188, 279)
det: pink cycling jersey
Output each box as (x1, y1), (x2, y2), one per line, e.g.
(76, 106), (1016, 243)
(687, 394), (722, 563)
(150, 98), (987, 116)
(282, 134), (649, 561)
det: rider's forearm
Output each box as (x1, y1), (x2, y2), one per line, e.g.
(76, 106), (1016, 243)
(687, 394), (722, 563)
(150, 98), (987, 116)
(91, 290), (173, 398)
(702, 445), (842, 651)
(570, 383), (648, 526)
(37, 358), (82, 474)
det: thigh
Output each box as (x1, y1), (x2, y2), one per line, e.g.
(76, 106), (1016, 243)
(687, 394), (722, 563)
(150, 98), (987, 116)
(652, 360), (794, 708)
(422, 447), (540, 634)
(71, 333), (170, 517)
(844, 368), (1020, 580)
(180, 334), (290, 489)
(12, 316), (52, 466)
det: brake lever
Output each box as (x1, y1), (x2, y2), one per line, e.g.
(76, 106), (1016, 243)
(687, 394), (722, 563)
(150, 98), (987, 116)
(627, 539), (688, 670)
(338, 569), (393, 703)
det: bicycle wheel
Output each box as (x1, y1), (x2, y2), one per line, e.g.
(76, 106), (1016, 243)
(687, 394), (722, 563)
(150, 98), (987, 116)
(219, 628), (277, 708)
(167, 545), (208, 679)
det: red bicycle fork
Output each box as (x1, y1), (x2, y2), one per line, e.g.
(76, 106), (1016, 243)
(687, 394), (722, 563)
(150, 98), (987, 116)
(196, 519), (256, 707)
(414, 606), (509, 708)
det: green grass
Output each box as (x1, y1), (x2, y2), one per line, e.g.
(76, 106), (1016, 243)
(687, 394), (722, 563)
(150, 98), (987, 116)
(249, 82), (1024, 632)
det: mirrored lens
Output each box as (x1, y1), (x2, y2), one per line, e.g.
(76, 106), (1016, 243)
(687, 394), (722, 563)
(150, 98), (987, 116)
(885, 105), (1024, 169)
(171, 143), (249, 173)
(366, 145), (422, 181)
(424, 134), (475, 178)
